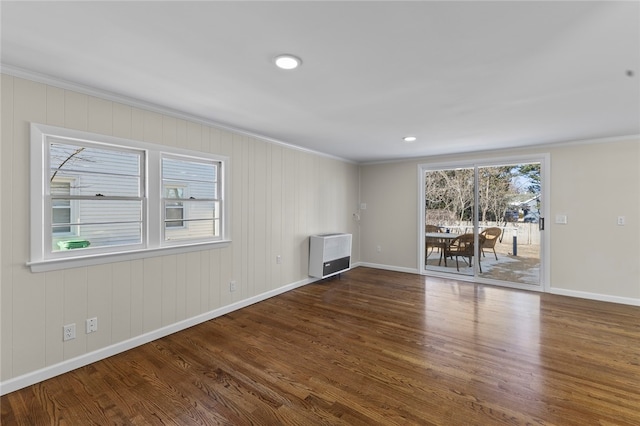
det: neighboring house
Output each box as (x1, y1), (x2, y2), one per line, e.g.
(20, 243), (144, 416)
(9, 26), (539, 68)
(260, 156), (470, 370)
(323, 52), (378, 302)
(519, 194), (540, 217)
(507, 194), (540, 222)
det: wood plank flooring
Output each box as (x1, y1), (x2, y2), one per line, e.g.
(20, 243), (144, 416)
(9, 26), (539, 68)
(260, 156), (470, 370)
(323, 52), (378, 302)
(2, 267), (640, 425)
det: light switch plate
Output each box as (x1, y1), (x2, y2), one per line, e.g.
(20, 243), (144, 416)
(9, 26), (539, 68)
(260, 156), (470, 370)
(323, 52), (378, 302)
(555, 214), (568, 224)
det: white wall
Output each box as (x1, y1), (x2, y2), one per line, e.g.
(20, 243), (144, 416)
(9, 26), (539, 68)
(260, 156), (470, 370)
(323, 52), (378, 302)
(359, 139), (640, 303)
(0, 74), (360, 389)
(550, 141), (640, 298)
(359, 161), (418, 271)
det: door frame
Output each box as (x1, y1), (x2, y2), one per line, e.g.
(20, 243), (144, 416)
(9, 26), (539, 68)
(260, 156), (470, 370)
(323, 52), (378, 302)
(418, 153), (550, 292)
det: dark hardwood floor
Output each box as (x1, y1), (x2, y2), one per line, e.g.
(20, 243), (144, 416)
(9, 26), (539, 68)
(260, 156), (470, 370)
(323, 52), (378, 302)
(2, 267), (640, 425)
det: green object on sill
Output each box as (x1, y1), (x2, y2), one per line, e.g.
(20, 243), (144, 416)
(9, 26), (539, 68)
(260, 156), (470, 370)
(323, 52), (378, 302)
(57, 240), (91, 250)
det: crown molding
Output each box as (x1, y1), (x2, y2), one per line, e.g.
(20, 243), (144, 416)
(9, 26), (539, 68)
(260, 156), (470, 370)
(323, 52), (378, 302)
(0, 64), (356, 164)
(360, 133), (640, 166)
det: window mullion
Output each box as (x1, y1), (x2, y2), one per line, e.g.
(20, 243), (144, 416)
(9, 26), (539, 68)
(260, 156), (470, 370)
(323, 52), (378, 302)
(147, 149), (160, 249)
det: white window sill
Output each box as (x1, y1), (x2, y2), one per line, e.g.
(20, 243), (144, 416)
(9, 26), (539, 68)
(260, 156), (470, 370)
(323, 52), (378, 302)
(27, 240), (231, 273)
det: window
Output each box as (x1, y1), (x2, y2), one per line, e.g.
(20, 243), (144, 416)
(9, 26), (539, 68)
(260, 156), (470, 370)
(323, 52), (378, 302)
(30, 123), (229, 272)
(48, 140), (144, 252)
(162, 156), (220, 242)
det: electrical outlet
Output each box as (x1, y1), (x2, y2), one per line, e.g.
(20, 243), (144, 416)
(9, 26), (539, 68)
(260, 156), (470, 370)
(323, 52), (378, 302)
(617, 216), (625, 226)
(230, 280), (237, 292)
(63, 323), (76, 341)
(276, 255), (282, 264)
(86, 317), (98, 334)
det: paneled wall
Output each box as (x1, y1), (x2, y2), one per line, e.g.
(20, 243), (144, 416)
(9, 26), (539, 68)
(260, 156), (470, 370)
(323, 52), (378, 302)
(0, 74), (360, 384)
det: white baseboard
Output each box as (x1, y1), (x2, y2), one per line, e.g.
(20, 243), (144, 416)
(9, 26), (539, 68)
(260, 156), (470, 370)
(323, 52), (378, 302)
(357, 262), (640, 307)
(549, 287), (640, 306)
(0, 276), (318, 396)
(357, 262), (419, 274)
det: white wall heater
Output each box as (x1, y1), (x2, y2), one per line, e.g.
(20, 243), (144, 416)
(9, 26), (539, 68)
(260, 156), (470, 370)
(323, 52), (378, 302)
(309, 233), (352, 279)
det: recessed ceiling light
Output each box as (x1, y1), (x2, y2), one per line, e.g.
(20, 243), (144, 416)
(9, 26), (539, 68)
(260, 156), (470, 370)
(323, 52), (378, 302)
(403, 136), (417, 143)
(274, 54), (302, 70)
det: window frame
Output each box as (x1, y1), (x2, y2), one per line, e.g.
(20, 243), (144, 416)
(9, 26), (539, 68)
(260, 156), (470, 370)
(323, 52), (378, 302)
(46, 138), (147, 256)
(29, 123), (231, 272)
(161, 153), (221, 245)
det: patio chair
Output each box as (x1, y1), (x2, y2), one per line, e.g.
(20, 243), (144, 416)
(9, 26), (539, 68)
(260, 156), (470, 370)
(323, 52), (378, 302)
(479, 227), (502, 260)
(444, 233), (485, 272)
(425, 225), (445, 260)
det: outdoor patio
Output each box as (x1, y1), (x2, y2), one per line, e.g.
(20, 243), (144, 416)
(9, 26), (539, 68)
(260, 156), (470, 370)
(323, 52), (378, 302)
(425, 230), (540, 285)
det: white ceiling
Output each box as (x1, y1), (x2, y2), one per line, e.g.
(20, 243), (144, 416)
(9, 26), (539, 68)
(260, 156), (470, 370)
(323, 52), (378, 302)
(2, 1), (639, 163)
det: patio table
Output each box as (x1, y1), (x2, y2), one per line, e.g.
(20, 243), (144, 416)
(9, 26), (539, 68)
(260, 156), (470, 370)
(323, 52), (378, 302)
(425, 232), (459, 266)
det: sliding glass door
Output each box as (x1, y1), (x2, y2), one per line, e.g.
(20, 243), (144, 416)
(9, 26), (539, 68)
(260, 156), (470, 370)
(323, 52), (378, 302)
(422, 158), (544, 288)
(424, 166), (476, 277)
